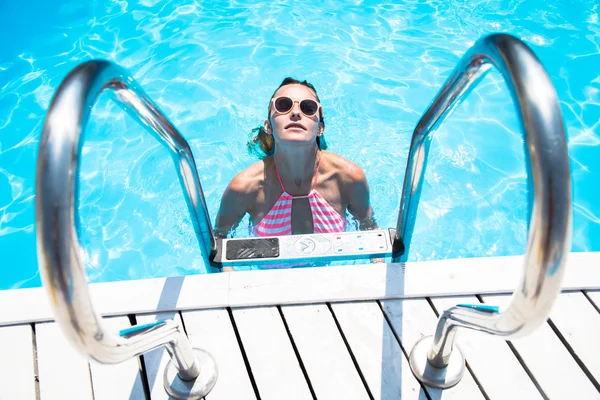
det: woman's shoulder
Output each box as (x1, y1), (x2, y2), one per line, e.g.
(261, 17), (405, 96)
(227, 159), (268, 195)
(321, 151), (366, 184)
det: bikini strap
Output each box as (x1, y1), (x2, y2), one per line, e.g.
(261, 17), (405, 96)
(273, 162), (286, 192)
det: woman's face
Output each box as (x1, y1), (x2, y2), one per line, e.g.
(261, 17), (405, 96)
(265, 84), (323, 146)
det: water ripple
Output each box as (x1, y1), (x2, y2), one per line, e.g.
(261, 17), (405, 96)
(0, 0), (598, 289)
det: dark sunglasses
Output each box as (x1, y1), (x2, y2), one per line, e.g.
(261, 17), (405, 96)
(271, 96), (321, 118)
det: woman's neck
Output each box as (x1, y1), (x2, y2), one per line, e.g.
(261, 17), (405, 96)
(273, 143), (320, 190)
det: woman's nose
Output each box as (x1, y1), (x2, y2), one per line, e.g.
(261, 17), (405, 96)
(290, 102), (301, 117)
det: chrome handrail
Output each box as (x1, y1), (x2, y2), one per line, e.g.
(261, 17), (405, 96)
(396, 34), (572, 388)
(35, 60), (217, 398)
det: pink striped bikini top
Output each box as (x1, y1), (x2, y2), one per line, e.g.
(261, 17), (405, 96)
(252, 157), (346, 237)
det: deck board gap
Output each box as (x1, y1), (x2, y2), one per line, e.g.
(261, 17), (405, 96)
(476, 295), (551, 399)
(127, 314), (136, 326)
(226, 307), (262, 400)
(177, 306), (195, 397)
(176, 313), (207, 400)
(546, 318), (600, 391)
(128, 314), (152, 400)
(326, 302), (375, 400)
(179, 307), (201, 399)
(375, 300), (410, 360)
(464, 361), (491, 400)
(375, 300), (434, 400)
(136, 353), (152, 400)
(31, 323), (41, 400)
(178, 310), (189, 335)
(505, 340), (549, 400)
(88, 363), (97, 400)
(425, 297), (439, 317)
(175, 316), (208, 400)
(276, 306), (317, 400)
(583, 291), (600, 314)
(421, 297), (441, 400)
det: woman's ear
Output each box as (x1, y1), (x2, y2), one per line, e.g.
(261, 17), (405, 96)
(264, 119), (272, 135)
(318, 122), (325, 136)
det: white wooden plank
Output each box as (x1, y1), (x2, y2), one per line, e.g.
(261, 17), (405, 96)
(181, 308), (256, 400)
(381, 299), (485, 399)
(0, 272), (230, 327)
(431, 296), (543, 399)
(549, 292), (600, 383)
(0, 324), (37, 399)
(483, 294), (600, 399)
(281, 304), (370, 400)
(227, 252), (599, 307)
(88, 316), (145, 400)
(136, 311), (181, 400)
(330, 301), (427, 400)
(3, 252), (599, 327)
(35, 321), (94, 400)
(231, 306), (312, 400)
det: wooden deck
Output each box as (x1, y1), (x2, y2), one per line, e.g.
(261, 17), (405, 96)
(1, 254), (599, 399)
(1, 291), (599, 399)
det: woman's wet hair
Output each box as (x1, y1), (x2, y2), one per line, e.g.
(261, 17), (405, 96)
(247, 77), (327, 158)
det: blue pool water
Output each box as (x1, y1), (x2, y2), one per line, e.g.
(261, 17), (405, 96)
(1, 0), (598, 290)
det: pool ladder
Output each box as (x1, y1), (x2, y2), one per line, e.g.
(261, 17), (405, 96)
(396, 33), (571, 388)
(36, 61), (218, 398)
(35, 33), (570, 398)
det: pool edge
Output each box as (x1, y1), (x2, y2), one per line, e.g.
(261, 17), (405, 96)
(1, 252), (598, 327)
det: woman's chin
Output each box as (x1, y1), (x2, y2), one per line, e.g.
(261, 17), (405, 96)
(277, 138), (317, 148)
(277, 133), (313, 141)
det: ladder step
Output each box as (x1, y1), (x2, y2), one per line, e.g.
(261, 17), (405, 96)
(215, 229), (394, 266)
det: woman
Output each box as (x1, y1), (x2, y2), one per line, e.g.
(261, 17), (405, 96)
(215, 77), (378, 270)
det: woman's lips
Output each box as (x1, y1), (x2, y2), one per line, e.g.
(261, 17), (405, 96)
(285, 123), (306, 130)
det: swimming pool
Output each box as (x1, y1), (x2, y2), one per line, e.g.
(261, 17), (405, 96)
(1, 0), (598, 290)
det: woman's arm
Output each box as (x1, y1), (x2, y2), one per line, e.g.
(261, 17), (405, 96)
(214, 174), (251, 238)
(346, 165), (378, 231)
(214, 174), (252, 272)
(345, 164), (384, 263)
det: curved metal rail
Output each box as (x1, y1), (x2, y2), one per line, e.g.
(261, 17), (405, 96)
(35, 60), (217, 398)
(396, 34), (572, 388)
